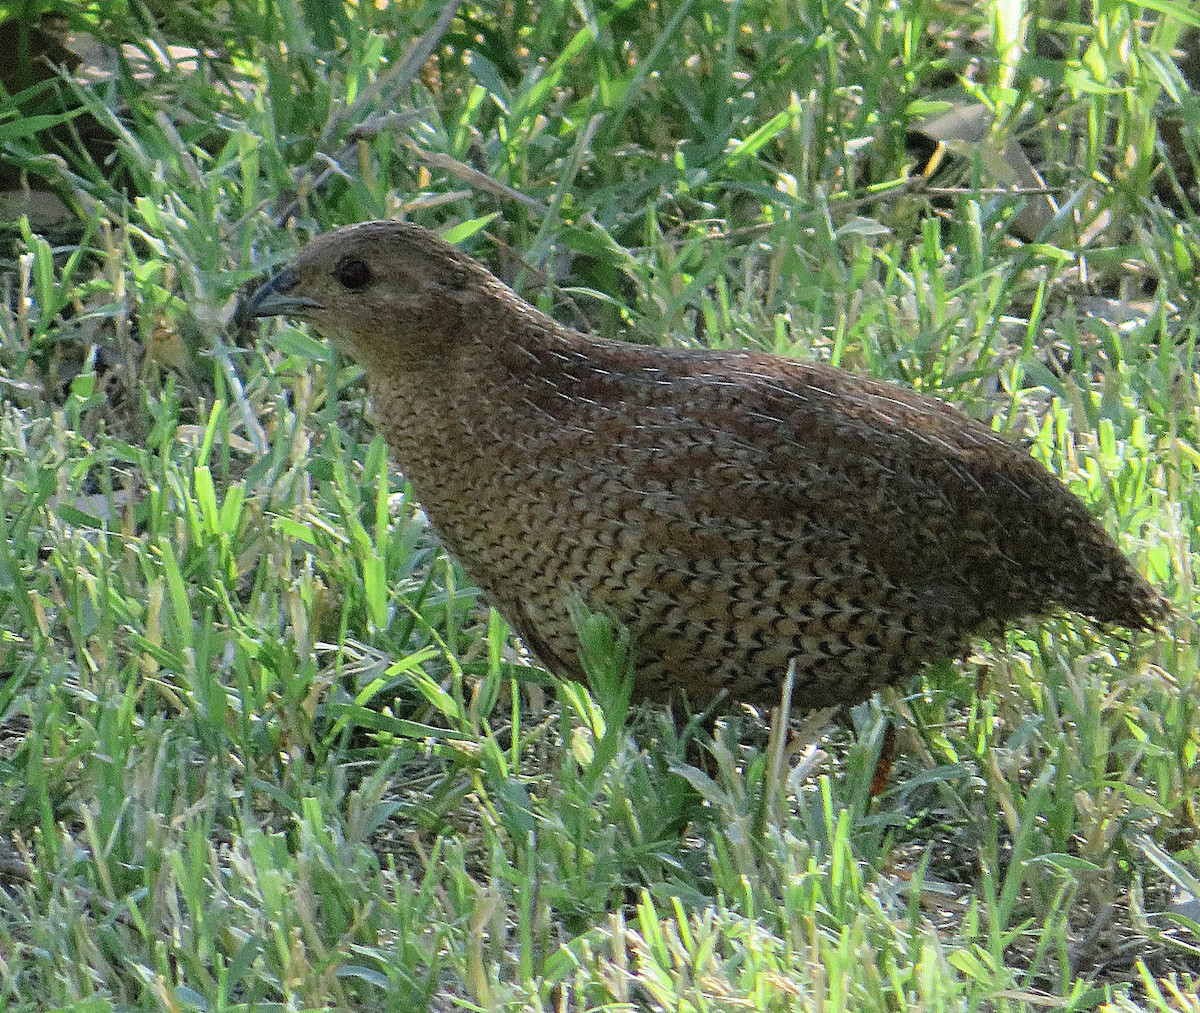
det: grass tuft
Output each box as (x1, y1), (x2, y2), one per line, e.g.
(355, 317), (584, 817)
(0, 0), (1196, 1008)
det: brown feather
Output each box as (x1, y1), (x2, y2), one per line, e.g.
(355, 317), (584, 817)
(248, 221), (1168, 709)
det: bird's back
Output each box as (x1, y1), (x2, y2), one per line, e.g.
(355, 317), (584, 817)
(373, 316), (1165, 709)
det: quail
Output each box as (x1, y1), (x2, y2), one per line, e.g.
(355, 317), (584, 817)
(248, 221), (1167, 710)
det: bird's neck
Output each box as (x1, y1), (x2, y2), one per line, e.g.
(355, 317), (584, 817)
(360, 298), (590, 511)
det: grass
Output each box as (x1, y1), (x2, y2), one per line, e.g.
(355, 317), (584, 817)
(0, 0), (1198, 1008)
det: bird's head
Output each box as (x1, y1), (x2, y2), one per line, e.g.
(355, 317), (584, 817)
(247, 220), (495, 368)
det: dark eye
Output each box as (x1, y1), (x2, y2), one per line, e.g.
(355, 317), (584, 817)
(334, 256), (373, 292)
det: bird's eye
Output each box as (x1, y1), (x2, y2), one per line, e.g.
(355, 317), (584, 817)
(334, 256), (374, 292)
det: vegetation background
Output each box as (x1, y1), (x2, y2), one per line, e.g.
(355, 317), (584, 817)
(0, 0), (1198, 1009)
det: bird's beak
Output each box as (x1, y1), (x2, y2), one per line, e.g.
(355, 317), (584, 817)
(246, 267), (325, 319)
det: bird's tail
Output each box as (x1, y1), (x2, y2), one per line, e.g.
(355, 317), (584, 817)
(1059, 531), (1170, 631)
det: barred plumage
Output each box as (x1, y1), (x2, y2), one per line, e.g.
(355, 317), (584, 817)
(249, 221), (1167, 709)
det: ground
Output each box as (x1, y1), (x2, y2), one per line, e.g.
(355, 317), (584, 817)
(0, 1), (1197, 1010)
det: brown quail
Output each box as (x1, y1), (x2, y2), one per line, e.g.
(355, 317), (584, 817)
(248, 221), (1167, 710)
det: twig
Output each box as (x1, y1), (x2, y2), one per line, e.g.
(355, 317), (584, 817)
(403, 141), (549, 213)
(274, 0), (465, 226)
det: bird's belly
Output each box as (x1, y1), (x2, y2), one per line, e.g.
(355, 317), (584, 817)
(419, 477), (975, 710)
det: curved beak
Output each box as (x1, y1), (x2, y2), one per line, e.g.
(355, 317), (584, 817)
(246, 267), (325, 319)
